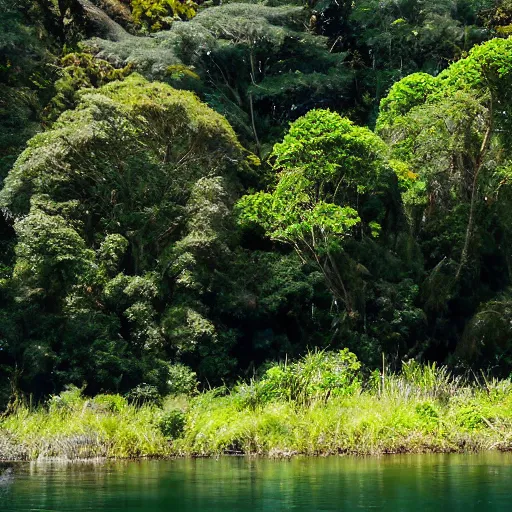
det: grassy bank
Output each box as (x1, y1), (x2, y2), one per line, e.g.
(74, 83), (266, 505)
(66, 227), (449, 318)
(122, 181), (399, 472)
(3, 352), (512, 460)
(0, 391), (173, 461)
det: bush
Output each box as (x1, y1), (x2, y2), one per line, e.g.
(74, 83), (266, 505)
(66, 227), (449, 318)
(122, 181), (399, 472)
(130, 0), (197, 31)
(48, 385), (85, 412)
(234, 349), (362, 409)
(456, 404), (485, 430)
(291, 349), (362, 402)
(126, 384), (162, 406)
(167, 363), (198, 396)
(44, 52), (133, 124)
(159, 409), (186, 439)
(415, 402), (440, 430)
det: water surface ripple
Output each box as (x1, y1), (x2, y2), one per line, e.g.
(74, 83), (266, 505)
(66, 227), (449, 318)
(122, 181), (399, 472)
(2, 453), (512, 511)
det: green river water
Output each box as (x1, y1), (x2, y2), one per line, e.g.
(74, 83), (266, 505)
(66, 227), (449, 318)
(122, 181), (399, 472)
(2, 453), (512, 511)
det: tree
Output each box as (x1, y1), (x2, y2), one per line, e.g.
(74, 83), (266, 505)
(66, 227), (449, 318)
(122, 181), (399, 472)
(459, 289), (512, 369)
(376, 37), (512, 363)
(377, 37), (512, 283)
(0, 74), (255, 395)
(238, 109), (398, 314)
(83, 3), (354, 154)
(0, 0), (61, 180)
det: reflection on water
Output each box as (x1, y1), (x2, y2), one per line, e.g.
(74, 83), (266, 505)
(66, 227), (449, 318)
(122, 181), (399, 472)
(3, 453), (512, 511)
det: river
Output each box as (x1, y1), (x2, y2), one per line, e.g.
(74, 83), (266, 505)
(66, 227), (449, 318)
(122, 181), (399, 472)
(2, 453), (512, 511)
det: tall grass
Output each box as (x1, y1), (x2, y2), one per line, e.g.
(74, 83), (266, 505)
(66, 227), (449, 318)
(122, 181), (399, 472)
(175, 354), (512, 457)
(3, 352), (512, 460)
(177, 389), (512, 457)
(0, 388), (172, 460)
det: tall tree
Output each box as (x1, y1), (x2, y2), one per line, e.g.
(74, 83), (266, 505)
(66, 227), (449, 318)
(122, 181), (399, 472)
(238, 109), (398, 315)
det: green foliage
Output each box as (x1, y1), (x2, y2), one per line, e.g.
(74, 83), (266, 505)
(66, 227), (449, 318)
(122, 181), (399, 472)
(5, 363), (512, 459)
(376, 73), (440, 134)
(158, 408), (186, 438)
(130, 0), (197, 32)
(3, 0), (512, 414)
(398, 360), (459, 399)
(376, 37), (512, 365)
(0, 0), (57, 87)
(415, 401), (440, 430)
(456, 403), (485, 430)
(45, 52), (133, 123)
(460, 290), (512, 366)
(48, 385), (86, 412)
(1, 390), (171, 459)
(83, 3), (352, 151)
(91, 393), (129, 413)
(177, 363), (512, 456)
(166, 64), (200, 81)
(98, 234), (129, 277)
(0, 86), (42, 181)
(126, 384), (162, 406)
(270, 110), (390, 197)
(83, 0), (495, 135)
(13, 209), (94, 296)
(312, 0), (489, 123)
(238, 109), (397, 311)
(378, 37), (512, 146)
(348, 0), (477, 71)
(167, 363), (198, 396)
(234, 349), (362, 409)
(481, 0), (512, 33)
(0, 0), (60, 180)
(0, 73), (254, 397)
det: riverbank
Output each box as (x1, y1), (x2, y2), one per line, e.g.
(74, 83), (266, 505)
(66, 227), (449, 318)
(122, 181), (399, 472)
(2, 353), (512, 461)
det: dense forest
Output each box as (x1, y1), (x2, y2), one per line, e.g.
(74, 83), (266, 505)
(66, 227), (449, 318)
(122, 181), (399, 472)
(2, 0), (512, 413)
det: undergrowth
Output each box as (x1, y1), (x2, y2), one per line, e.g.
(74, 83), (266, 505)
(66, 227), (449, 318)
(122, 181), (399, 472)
(3, 351), (512, 460)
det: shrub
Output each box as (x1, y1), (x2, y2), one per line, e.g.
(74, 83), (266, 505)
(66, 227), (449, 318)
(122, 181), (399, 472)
(159, 409), (186, 439)
(167, 363), (198, 396)
(130, 0), (197, 32)
(456, 404), (485, 430)
(399, 360), (459, 400)
(292, 349), (362, 402)
(48, 385), (85, 412)
(234, 349), (362, 409)
(45, 52), (133, 123)
(126, 384), (162, 406)
(415, 402), (440, 430)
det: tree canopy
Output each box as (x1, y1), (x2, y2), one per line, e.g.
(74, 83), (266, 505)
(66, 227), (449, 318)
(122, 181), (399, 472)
(238, 109), (397, 312)
(2, 0), (512, 408)
(0, 73), (254, 397)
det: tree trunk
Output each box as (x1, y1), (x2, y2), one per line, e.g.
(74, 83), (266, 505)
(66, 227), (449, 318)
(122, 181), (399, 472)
(455, 118), (493, 282)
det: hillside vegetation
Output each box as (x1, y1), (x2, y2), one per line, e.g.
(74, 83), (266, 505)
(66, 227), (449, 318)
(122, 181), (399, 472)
(2, 0), (512, 456)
